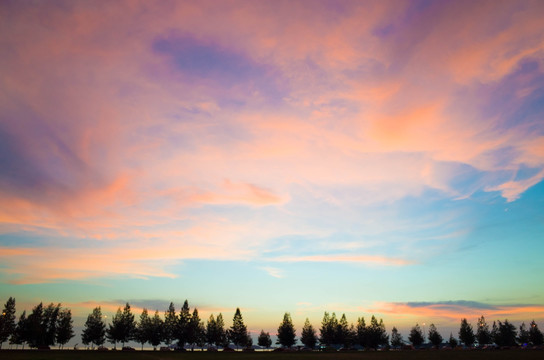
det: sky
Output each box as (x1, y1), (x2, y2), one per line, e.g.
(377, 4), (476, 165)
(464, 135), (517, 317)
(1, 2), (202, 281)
(1, 0), (544, 345)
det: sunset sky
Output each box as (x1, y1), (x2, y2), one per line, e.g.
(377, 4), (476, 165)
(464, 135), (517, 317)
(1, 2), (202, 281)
(1, 0), (544, 344)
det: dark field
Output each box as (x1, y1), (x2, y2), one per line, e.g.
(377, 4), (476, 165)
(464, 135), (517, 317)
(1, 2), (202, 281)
(1, 350), (543, 360)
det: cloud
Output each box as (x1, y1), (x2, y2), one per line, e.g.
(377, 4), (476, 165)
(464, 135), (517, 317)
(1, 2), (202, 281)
(261, 267), (284, 279)
(269, 254), (414, 267)
(369, 300), (544, 322)
(1, 0), (544, 285)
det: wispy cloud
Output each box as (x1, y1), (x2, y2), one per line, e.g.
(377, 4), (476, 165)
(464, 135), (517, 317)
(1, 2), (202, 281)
(370, 301), (544, 322)
(269, 254), (415, 266)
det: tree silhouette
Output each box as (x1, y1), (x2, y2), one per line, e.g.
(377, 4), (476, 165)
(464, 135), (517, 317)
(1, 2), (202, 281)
(163, 302), (177, 346)
(493, 320), (517, 347)
(301, 318), (317, 349)
(187, 308), (205, 350)
(0, 297), (16, 349)
(10, 311), (27, 349)
(56, 309), (74, 349)
(176, 300), (191, 349)
(458, 318), (475, 347)
(476, 315), (491, 346)
(529, 320), (544, 346)
(107, 303), (135, 348)
(427, 323), (442, 348)
(448, 333), (458, 348)
(149, 310), (164, 350)
(319, 312), (337, 346)
(276, 312), (296, 348)
(228, 308), (248, 349)
(408, 323), (424, 348)
(356, 317), (367, 348)
(518, 322), (530, 345)
(135, 308), (151, 350)
(258, 330), (272, 349)
(367, 315), (388, 349)
(390, 327), (403, 348)
(82, 307), (106, 349)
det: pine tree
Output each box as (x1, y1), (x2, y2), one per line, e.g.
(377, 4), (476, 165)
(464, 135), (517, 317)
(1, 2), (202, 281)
(135, 308), (151, 350)
(10, 310), (27, 349)
(493, 320), (517, 347)
(301, 318), (317, 349)
(356, 317), (367, 347)
(106, 307), (123, 348)
(82, 307), (106, 349)
(276, 312), (296, 348)
(149, 311), (164, 350)
(367, 315), (388, 349)
(390, 327), (403, 348)
(518, 322), (530, 345)
(336, 314), (350, 347)
(163, 302), (177, 345)
(258, 330), (272, 349)
(119, 303), (136, 347)
(229, 308), (248, 349)
(42, 303), (61, 347)
(476, 315), (491, 346)
(187, 308), (205, 350)
(215, 313), (227, 347)
(319, 312), (337, 346)
(529, 320), (544, 346)
(0, 297), (16, 349)
(56, 309), (74, 349)
(448, 333), (458, 348)
(26, 302), (44, 348)
(408, 323), (424, 348)
(177, 300), (191, 349)
(458, 318), (475, 347)
(427, 323), (442, 348)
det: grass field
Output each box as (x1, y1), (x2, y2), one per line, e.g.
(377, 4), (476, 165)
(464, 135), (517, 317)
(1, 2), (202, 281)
(1, 350), (542, 360)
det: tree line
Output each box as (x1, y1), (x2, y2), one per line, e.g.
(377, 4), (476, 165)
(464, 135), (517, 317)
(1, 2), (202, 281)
(2, 296), (544, 350)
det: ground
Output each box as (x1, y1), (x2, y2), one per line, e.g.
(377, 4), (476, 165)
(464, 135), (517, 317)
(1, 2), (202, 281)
(0, 350), (542, 360)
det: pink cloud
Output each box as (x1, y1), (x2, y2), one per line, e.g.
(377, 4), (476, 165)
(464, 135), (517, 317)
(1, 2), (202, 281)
(270, 254), (414, 267)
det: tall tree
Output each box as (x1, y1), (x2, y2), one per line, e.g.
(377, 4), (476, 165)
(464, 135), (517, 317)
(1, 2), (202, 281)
(258, 330), (272, 349)
(106, 307), (123, 348)
(215, 313), (227, 347)
(42, 303), (61, 347)
(427, 323), (443, 348)
(82, 307), (106, 349)
(187, 308), (205, 350)
(476, 316), (491, 346)
(135, 308), (151, 350)
(26, 302), (44, 348)
(176, 300), (191, 349)
(448, 333), (458, 348)
(518, 322), (530, 345)
(493, 320), (517, 347)
(356, 317), (367, 348)
(301, 318), (317, 349)
(228, 308), (248, 349)
(56, 309), (74, 349)
(10, 311), (27, 349)
(107, 303), (136, 348)
(390, 327), (403, 348)
(408, 324), (424, 348)
(163, 302), (177, 346)
(0, 297), (16, 349)
(276, 312), (296, 348)
(319, 312), (337, 346)
(149, 311), (164, 350)
(336, 314), (351, 347)
(458, 318), (475, 347)
(367, 315), (388, 349)
(529, 320), (544, 346)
